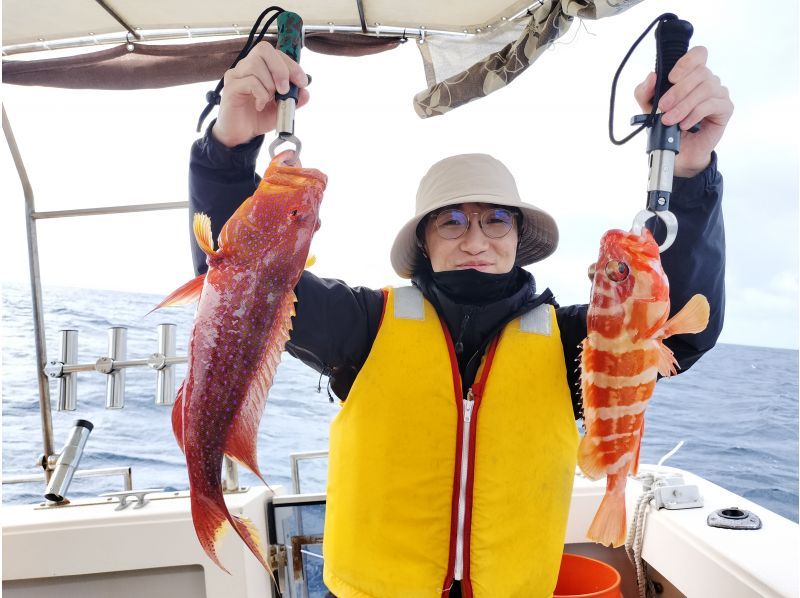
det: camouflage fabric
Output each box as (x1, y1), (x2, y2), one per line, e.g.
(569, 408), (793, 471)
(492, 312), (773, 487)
(413, 0), (644, 118)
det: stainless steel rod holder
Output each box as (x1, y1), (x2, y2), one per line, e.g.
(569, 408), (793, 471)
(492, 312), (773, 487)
(44, 419), (93, 502)
(155, 323), (177, 405)
(57, 329), (78, 411)
(223, 456), (239, 493)
(105, 327), (127, 409)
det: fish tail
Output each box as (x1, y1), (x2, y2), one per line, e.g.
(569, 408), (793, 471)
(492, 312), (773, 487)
(229, 512), (275, 581)
(586, 473), (628, 547)
(577, 434), (605, 481)
(191, 488), (276, 583)
(190, 492), (232, 573)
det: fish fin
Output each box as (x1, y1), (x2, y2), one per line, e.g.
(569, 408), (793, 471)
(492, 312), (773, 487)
(221, 348), (276, 484)
(172, 380), (186, 454)
(223, 290), (297, 484)
(230, 513), (275, 581)
(305, 254), (316, 268)
(586, 473), (628, 547)
(191, 493), (232, 574)
(631, 418), (644, 477)
(193, 213), (217, 257)
(656, 340), (679, 377)
(148, 274), (206, 314)
(577, 433), (605, 481)
(191, 480), (275, 581)
(662, 294), (710, 338)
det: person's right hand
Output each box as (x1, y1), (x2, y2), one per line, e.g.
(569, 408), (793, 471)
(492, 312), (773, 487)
(212, 41), (311, 148)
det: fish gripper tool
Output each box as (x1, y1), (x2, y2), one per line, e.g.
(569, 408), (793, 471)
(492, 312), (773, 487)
(269, 11), (304, 163)
(630, 14), (695, 253)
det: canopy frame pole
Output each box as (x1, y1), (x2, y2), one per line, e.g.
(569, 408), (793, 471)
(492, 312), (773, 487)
(3, 23), (470, 56)
(94, 0), (142, 40)
(355, 0), (368, 33)
(2, 104), (54, 479)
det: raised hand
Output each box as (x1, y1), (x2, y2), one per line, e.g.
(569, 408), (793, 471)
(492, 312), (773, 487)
(635, 46), (734, 178)
(212, 41), (310, 148)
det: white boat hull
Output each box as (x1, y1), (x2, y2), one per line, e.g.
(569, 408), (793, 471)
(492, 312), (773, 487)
(3, 465), (798, 597)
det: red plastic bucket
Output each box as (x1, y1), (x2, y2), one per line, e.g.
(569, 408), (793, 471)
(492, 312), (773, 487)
(553, 553), (622, 598)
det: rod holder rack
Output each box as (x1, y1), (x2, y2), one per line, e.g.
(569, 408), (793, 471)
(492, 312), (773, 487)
(44, 419), (94, 502)
(44, 324), (186, 410)
(106, 327), (126, 408)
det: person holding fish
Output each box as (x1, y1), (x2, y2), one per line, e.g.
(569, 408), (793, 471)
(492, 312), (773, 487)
(182, 40), (732, 597)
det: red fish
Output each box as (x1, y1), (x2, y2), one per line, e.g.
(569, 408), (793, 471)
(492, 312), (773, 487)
(156, 151), (326, 571)
(578, 228), (709, 547)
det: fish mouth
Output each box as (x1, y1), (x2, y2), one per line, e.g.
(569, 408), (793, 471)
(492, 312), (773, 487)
(274, 149), (301, 168)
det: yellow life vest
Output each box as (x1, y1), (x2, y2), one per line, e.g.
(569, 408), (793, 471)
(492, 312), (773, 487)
(324, 286), (578, 597)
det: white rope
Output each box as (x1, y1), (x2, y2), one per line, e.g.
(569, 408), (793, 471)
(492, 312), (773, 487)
(624, 440), (686, 598)
(625, 475), (656, 598)
(657, 440), (685, 467)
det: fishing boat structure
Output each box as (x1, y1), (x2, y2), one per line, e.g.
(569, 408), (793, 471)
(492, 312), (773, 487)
(2, 1), (798, 597)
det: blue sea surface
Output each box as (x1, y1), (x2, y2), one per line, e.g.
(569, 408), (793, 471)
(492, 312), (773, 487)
(2, 283), (798, 523)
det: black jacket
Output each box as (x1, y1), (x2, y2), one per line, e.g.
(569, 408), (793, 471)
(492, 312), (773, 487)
(189, 123), (726, 417)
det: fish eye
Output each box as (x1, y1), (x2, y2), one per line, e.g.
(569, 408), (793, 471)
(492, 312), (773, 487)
(587, 262), (597, 281)
(605, 259), (630, 282)
(290, 209), (298, 216)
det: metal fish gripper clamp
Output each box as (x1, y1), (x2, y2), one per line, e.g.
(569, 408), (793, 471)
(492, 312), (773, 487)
(632, 15), (697, 252)
(610, 14), (697, 253)
(268, 11), (304, 164)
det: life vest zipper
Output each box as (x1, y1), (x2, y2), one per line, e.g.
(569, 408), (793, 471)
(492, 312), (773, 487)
(454, 388), (475, 581)
(439, 326), (500, 597)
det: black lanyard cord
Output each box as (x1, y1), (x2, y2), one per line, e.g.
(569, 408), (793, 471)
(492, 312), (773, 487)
(196, 6), (286, 132)
(608, 13), (678, 146)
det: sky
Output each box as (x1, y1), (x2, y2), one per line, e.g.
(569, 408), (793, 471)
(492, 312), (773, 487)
(2, 0), (798, 349)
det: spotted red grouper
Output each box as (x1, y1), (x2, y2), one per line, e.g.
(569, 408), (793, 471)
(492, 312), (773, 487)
(155, 150), (326, 572)
(578, 228), (709, 547)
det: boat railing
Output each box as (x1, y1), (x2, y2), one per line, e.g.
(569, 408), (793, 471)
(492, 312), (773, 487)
(2, 466), (133, 494)
(289, 451), (329, 494)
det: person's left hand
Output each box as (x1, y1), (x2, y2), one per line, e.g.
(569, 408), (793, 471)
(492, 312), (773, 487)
(634, 46), (734, 178)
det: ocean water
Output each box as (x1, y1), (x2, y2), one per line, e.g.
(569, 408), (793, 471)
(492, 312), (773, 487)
(2, 282), (798, 523)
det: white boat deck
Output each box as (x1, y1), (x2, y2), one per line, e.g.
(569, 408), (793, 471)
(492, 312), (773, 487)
(569, 465), (799, 597)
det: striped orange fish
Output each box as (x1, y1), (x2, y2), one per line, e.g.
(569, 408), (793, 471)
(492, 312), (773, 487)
(578, 228), (709, 547)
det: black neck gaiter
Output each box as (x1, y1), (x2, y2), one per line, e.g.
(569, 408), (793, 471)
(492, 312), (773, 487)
(429, 266), (522, 306)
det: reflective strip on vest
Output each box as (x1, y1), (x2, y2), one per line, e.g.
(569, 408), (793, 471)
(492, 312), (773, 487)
(394, 285), (425, 320)
(324, 287), (577, 598)
(520, 303), (552, 335)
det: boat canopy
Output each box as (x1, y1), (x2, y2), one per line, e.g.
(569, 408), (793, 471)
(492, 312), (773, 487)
(2, 0), (643, 116)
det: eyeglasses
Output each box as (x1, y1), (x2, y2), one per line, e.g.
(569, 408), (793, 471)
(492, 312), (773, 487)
(430, 207), (516, 240)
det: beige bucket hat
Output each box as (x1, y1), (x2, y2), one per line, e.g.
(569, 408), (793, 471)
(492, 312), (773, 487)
(390, 153), (559, 278)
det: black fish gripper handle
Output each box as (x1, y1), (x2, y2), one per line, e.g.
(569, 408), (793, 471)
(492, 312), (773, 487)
(653, 15), (694, 107)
